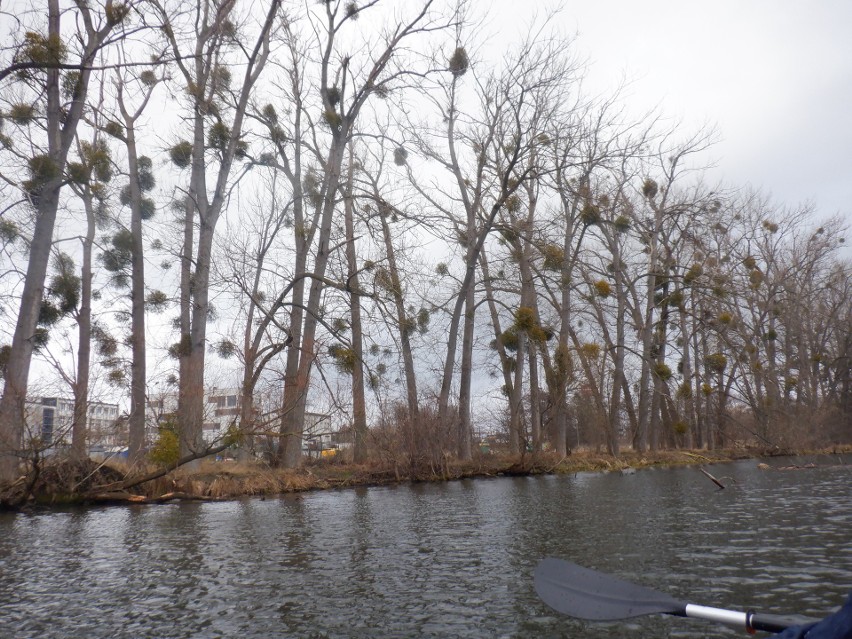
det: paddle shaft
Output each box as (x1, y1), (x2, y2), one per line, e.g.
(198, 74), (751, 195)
(682, 604), (815, 633)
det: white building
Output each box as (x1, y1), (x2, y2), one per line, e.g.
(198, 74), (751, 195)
(26, 397), (122, 450)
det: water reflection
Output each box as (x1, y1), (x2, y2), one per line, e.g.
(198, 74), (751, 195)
(0, 458), (849, 638)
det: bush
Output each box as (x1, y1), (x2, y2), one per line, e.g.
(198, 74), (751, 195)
(149, 429), (180, 467)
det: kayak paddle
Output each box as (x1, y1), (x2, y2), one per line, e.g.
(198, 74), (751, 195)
(535, 557), (818, 633)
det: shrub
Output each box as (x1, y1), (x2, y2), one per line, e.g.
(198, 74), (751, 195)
(672, 420), (689, 435)
(149, 429), (180, 467)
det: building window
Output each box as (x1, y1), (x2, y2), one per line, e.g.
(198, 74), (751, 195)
(42, 408), (54, 446)
(226, 395), (237, 408)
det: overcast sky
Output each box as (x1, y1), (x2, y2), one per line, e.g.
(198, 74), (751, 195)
(487, 0), (852, 229)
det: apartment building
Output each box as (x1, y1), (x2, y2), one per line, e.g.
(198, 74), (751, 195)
(27, 397), (122, 450)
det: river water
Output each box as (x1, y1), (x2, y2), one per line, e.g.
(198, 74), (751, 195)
(1, 457), (850, 638)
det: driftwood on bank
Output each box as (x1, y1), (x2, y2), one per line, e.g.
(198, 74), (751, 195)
(87, 490), (221, 505)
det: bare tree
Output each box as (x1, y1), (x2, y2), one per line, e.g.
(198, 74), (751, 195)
(66, 89), (115, 459)
(357, 140), (423, 424)
(213, 169), (293, 456)
(623, 130), (716, 451)
(260, 0), (448, 468)
(108, 52), (163, 462)
(409, 24), (579, 458)
(0, 1), (136, 482)
(151, 0), (281, 460)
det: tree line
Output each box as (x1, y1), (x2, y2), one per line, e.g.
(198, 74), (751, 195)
(0, 0), (849, 484)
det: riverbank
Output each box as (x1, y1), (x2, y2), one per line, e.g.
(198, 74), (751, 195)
(173, 446), (849, 498)
(4, 444), (849, 509)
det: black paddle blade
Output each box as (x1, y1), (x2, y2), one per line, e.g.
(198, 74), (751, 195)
(534, 558), (688, 621)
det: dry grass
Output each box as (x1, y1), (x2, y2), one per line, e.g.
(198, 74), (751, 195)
(139, 445), (852, 500)
(163, 448), (779, 498)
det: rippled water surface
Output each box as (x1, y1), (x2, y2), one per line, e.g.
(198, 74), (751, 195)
(1, 457), (850, 638)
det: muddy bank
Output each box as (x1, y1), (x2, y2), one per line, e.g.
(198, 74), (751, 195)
(2, 446), (849, 510)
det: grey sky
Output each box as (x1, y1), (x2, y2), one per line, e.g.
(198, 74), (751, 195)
(491, 0), (852, 225)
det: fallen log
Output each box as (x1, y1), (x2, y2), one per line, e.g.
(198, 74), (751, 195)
(87, 490), (220, 505)
(699, 466), (726, 489)
(87, 491), (148, 504)
(149, 491), (218, 504)
(84, 441), (235, 498)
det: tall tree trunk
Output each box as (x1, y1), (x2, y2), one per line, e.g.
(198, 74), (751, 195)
(677, 290), (695, 449)
(178, 191), (195, 455)
(549, 175), (587, 456)
(125, 128), (147, 464)
(636, 288), (656, 452)
(71, 192), (96, 460)
(238, 278), (259, 457)
(182, 219), (216, 458)
(765, 314), (781, 419)
(280, 139), (348, 468)
(608, 273), (626, 454)
(437, 85), (517, 422)
(437, 205), (513, 423)
(343, 156), (368, 463)
(528, 343), (541, 453)
(156, 0), (279, 463)
(700, 320), (714, 449)
(550, 261), (572, 457)
(636, 194), (665, 452)
(278, 217), (308, 464)
(0, 0), (111, 481)
(176, 73), (203, 459)
(515, 201), (540, 454)
(620, 374), (639, 440)
(457, 273), (475, 460)
(510, 330), (527, 454)
(276, 103), (308, 467)
(691, 303), (706, 448)
(0, 173), (59, 479)
(479, 251), (515, 427)
(650, 276), (672, 450)
(377, 205), (419, 419)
